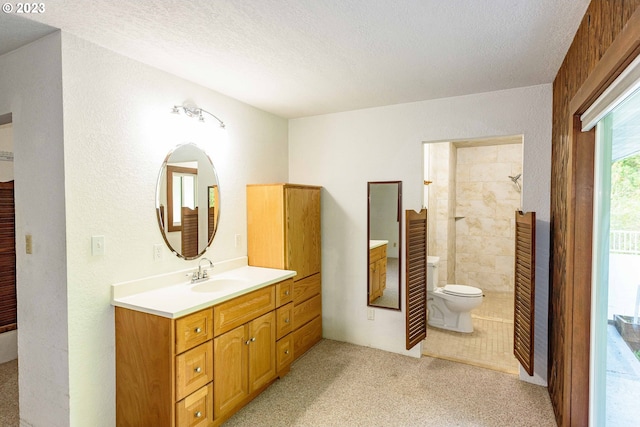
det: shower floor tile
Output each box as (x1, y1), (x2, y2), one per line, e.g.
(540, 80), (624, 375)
(422, 291), (519, 374)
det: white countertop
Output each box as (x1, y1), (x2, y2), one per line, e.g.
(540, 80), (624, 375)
(369, 239), (389, 249)
(111, 257), (296, 319)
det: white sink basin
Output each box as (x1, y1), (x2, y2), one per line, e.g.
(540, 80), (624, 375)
(190, 278), (247, 293)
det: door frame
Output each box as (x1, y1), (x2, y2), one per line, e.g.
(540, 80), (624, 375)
(564, 9), (640, 425)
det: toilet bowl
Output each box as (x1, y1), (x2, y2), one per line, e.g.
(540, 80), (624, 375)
(426, 256), (484, 333)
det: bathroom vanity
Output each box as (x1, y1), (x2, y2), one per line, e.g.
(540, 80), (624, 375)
(113, 263), (297, 427)
(117, 151), (324, 426)
(368, 240), (388, 303)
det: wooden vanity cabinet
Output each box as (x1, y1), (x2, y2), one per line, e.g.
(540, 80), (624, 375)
(116, 278), (294, 427)
(212, 286), (277, 422)
(115, 306), (214, 427)
(368, 243), (387, 303)
(247, 184), (323, 361)
(213, 311), (276, 419)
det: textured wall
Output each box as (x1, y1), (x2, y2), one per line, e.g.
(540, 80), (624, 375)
(289, 84), (551, 386)
(549, 0), (640, 425)
(59, 33), (288, 426)
(0, 33), (69, 427)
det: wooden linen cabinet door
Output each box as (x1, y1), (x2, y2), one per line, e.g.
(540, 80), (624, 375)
(513, 210), (535, 376)
(285, 187), (321, 280)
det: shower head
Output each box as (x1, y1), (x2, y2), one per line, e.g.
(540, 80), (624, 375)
(508, 174), (522, 192)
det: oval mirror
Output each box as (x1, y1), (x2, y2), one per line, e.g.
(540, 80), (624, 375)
(156, 143), (220, 259)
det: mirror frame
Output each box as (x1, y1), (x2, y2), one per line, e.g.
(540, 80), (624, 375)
(156, 143), (220, 260)
(367, 181), (402, 310)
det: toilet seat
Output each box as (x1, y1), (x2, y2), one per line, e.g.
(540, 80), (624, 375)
(442, 284), (483, 297)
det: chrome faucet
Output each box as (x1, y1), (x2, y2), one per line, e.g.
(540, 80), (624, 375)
(189, 257), (214, 283)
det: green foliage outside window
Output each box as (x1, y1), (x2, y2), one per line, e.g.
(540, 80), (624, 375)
(611, 152), (640, 231)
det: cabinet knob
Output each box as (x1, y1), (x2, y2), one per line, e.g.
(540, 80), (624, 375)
(194, 366), (201, 373)
(251, 337), (256, 342)
(194, 327), (202, 334)
(284, 290), (290, 296)
(194, 411), (202, 418)
(285, 318), (290, 323)
(284, 349), (290, 355)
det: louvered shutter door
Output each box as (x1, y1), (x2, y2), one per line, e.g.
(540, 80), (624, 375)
(514, 210), (535, 375)
(406, 209), (427, 350)
(0, 181), (16, 332)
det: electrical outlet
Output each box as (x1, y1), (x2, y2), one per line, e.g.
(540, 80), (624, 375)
(367, 308), (375, 320)
(153, 244), (163, 261)
(91, 235), (105, 256)
(25, 234), (33, 254)
(235, 234), (242, 248)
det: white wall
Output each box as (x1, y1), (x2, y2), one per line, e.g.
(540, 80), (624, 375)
(289, 84), (552, 385)
(58, 33), (288, 426)
(0, 33), (69, 426)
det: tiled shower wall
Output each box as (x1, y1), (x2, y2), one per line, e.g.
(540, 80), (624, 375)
(455, 143), (522, 292)
(427, 142), (456, 286)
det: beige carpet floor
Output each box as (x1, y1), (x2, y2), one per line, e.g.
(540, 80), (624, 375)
(0, 340), (556, 427)
(0, 359), (18, 427)
(225, 339), (556, 426)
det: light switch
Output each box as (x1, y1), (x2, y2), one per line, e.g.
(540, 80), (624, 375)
(92, 235), (105, 256)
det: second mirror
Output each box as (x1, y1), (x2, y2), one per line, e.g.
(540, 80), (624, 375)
(368, 181), (402, 310)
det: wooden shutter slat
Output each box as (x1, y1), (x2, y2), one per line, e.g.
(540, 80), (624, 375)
(405, 209), (427, 350)
(513, 210), (535, 376)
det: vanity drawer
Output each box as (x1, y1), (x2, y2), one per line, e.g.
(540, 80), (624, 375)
(214, 286), (275, 336)
(276, 334), (293, 375)
(293, 315), (322, 359)
(175, 308), (213, 354)
(292, 273), (321, 305)
(276, 303), (293, 340)
(176, 341), (213, 401)
(275, 278), (293, 307)
(293, 293), (321, 329)
(176, 383), (213, 427)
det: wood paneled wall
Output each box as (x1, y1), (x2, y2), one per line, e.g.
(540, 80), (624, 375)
(550, 1), (640, 425)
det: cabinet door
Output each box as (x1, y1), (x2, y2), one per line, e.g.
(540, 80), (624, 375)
(378, 258), (387, 292)
(248, 311), (276, 392)
(369, 262), (380, 303)
(285, 187), (321, 280)
(214, 325), (248, 418)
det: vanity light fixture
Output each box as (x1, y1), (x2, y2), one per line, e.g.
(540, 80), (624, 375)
(171, 104), (226, 129)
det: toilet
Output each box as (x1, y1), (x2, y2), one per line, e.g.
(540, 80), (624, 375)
(426, 256), (483, 333)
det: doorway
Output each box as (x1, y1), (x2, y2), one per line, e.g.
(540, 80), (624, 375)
(421, 136), (522, 374)
(0, 120), (18, 427)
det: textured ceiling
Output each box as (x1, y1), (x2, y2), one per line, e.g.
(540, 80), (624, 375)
(3, 0), (590, 118)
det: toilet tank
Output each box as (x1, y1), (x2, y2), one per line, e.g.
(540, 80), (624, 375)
(427, 256), (439, 291)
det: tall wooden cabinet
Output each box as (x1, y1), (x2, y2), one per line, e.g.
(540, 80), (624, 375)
(247, 184), (322, 361)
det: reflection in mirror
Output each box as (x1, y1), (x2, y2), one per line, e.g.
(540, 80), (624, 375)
(156, 143), (219, 259)
(368, 181), (402, 310)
